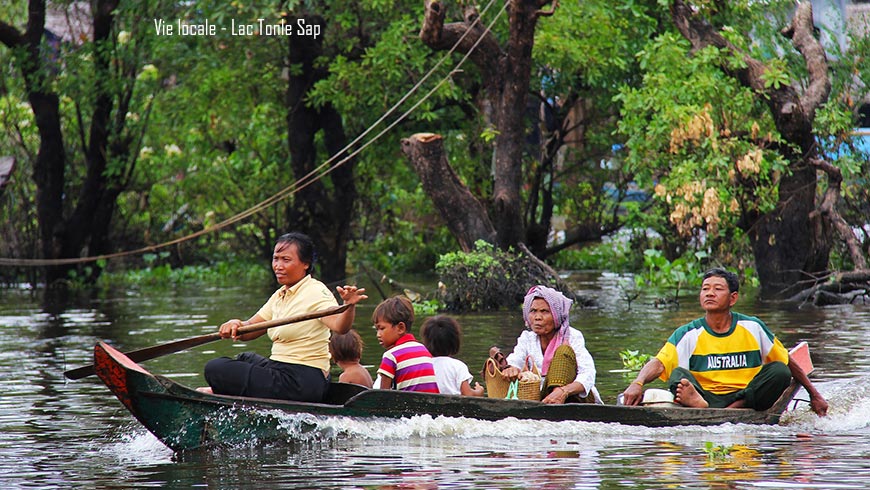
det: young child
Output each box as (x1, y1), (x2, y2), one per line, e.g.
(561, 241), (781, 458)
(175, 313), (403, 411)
(329, 329), (374, 388)
(421, 315), (484, 396)
(373, 296), (439, 393)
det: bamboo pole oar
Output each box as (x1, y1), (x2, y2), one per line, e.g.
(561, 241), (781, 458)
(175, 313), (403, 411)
(64, 303), (351, 380)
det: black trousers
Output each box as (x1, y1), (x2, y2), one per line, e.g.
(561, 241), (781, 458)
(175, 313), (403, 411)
(204, 352), (329, 402)
(667, 361), (792, 410)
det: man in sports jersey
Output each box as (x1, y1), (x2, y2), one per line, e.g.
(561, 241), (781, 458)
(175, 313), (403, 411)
(622, 268), (828, 415)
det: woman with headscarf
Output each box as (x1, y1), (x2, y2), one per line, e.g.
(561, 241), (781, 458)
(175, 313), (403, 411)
(500, 285), (602, 404)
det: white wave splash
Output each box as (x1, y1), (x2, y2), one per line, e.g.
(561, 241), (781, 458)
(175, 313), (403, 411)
(101, 424), (174, 463)
(265, 410), (797, 447)
(780, 376), (870, 433)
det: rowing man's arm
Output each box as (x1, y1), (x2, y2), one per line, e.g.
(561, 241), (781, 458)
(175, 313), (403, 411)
(788, 354), (828, 416)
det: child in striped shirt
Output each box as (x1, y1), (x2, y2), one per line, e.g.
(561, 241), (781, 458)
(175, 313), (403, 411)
(373, 296), (439, 393)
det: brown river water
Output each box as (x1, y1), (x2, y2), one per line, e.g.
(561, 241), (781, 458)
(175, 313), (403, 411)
(1, 271), (869, 489)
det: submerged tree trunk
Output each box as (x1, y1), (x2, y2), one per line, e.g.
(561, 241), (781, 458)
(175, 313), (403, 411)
(671, 0), (847, 298)
(286, 14), (356, 284)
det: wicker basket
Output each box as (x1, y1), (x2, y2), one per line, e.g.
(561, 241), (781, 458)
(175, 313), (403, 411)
(516, 358), (542, 401)
(484, 357), (510, 399)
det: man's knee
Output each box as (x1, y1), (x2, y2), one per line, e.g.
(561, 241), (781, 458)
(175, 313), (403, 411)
(766, 361), (791, 382)
(766, 361), (792, 388)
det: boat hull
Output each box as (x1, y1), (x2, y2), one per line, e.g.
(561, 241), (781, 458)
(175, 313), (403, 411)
(93, 342), (801, 452)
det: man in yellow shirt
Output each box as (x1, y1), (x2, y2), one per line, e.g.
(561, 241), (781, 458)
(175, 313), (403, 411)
(622, 268), (827, 415)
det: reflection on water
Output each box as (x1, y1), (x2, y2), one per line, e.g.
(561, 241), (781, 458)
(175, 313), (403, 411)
(1, 273), (870, 488)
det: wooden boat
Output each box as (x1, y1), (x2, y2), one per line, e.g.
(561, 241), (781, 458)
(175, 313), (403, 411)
(94, 341), (813, 452)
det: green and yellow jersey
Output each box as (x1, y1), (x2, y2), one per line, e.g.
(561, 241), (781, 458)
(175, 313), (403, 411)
(655, 312), (789, 394)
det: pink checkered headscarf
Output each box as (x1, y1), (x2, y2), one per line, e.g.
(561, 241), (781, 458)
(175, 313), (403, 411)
(522, 285), (573, 374)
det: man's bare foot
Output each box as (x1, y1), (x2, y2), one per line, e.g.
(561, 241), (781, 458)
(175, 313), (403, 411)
(196, 387), (213, 394)
(674, 379), (708, 408)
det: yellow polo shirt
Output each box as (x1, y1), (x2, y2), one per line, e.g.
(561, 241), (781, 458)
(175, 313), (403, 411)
(255, 275), (338, 372)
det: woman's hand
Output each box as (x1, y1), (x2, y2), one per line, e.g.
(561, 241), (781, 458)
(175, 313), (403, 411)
(543, 386), (569, 404)
(325, 286), (367, 334)
(219, 319), (244, 340)
(336, 285), (368, 305)
(500, 366), (520, 381)
(471, 381), (485, 396)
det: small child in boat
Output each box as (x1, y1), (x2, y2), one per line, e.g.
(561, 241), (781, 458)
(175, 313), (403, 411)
(421, 315), (484, 396)
(372, 296), (439, 393)
(329, 329), (373, 388)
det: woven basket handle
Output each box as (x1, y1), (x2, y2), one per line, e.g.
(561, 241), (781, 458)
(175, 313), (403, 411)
(522, 355), (539, 374)
(485, 357), (500, 377)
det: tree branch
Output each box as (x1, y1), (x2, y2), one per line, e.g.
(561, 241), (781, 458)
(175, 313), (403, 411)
(0, 21), (24, 47)
(401, 133), (497, 251)
(670, 0), (818, 143)
(535, 0), (558, 18)
(420, 1), (503, 89)
(781, 2), (830, 123)
(810, 158), (868, 269)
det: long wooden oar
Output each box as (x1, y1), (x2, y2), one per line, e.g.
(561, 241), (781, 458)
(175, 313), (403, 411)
(64, 303), (351, 380)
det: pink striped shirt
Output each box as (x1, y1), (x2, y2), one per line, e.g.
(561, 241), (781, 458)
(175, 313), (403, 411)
(377, 334), (440, 393)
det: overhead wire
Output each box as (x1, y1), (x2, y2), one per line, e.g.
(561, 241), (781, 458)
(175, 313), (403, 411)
(0, 0), (508, 267)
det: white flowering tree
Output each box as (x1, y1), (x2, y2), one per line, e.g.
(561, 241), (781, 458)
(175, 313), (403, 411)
(617, 0), (869, 299)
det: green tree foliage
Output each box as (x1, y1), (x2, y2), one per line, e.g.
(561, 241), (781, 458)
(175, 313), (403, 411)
(0, 0), (172, 283)
(616, 1), (870, 296)
(307, 1), (478, 270)
(131, 1), (291, 263)
(616, 33), (787, 249)
(2, 0), (867, 297)
(524, 0), (661, 257)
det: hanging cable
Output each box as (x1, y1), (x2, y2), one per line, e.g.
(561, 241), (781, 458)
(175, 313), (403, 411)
(0, 0), (507, 267)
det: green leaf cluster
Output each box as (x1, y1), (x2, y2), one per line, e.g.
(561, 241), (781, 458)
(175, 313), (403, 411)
(435, 241), (522, 311)
(703, 441), (735, 461)
(619, 348), (651, 373)
(616, 32), (789, 249)
(635, 249), (709, 303)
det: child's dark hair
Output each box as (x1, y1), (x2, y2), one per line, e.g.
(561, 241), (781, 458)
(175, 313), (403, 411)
(329, 330), (364, 362)
(371, 295), (415, 331)
(420, 315), (461, 357)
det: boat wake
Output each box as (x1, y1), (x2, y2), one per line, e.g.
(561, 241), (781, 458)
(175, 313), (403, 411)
(780, 376), (870, 433)
(263, 411), (787, 446)
(266, 377), (870, 444)
(105, 375), (870, 457)
(101, 424), (174, 463)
